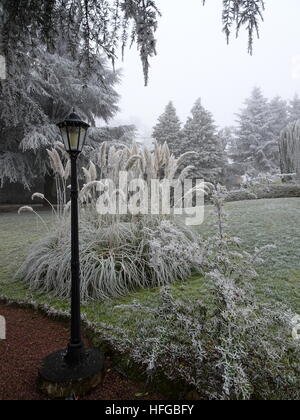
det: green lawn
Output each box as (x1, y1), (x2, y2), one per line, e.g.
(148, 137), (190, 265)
(201, 198), (300, 311)
(0, 197), (299, 327)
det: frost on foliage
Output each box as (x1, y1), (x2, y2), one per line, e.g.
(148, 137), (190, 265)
(220, 0), (265, 54)
(107, 280), (300, 400)
(1, 1), (269, 187)
(152, 102), (182, 156)
(122, 0), (160, 86)
(17, 141), (206, 300)
(2, 0), (160, 87)
(17, 177), (300, 398)
(20, 125), (58, 152)
(0, 42), (120, 188)
(0, 152), (35, 188)
(279, 120), (300, 181)
(181, 99), (226, 183)
(17, 216), (204, 301)
(106, 186), (300, 400)
(233, 88), (288, 176)
(2, 1), (266, 88)
(146, 220), (204, 283)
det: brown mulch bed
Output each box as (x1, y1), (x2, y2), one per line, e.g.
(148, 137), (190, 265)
(0, 304), (164, 401)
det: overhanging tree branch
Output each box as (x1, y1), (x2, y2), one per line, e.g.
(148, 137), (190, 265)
(1, 1), (266, 86)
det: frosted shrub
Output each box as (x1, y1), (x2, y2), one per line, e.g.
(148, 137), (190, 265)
(17, 141), (205, 300)
(241, 172), (298, 198)
(110, 282), (300, 400)
(106, 186), (300, 400)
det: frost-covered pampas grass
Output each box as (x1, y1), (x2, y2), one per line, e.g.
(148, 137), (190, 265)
(46, 148), (70, 217)
(18, 141), (204, 300)
(17, 217), (204, 300)
(18, 205), (49, 231)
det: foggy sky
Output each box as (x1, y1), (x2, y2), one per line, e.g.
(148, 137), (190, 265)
(111, 0), (300, 139)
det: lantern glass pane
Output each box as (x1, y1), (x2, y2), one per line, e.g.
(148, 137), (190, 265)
(78, 127), (88, 151)
(60, 126), (70, 151)
(68, 126), (80, 151)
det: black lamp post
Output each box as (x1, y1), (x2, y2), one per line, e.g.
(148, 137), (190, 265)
(38, 111), (104, 399)
(57, 111), (89, 364)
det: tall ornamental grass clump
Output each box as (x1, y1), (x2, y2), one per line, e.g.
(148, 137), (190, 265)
(18, 216), (204, 300)
(17, 141), (205, 300)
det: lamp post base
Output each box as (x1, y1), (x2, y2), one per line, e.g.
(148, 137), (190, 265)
(38, 348), (105, 399)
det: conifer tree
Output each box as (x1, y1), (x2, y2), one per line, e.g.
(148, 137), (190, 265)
(268, 96), (288, 138)
(182, 98), (225, 182)
(218, 127), (235, 155)
(235, 87), (272, 174)
(0, 44), (121, 190)
(152, 102), (182, 155)
(231, 90), (293, 176)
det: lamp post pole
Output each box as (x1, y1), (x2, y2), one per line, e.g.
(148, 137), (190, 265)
(38, 111), (104, 399)
(67, 152), (83, 363)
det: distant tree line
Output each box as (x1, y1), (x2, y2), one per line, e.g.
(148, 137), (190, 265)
(152, 100), (226, 183)
(152, 89), (300, 185)
(230, 88), (300, 177)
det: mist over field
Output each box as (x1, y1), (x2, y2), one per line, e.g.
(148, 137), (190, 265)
(112, 0), (300, 142)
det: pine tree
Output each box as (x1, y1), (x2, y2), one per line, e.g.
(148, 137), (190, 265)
(182, 98), (225, 182)
(152, 102), (182, 155)
(288, 94), (300, 124)
(235, 87), (275, 174)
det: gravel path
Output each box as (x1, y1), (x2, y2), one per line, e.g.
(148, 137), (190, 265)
(0, 304), (163, 400)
